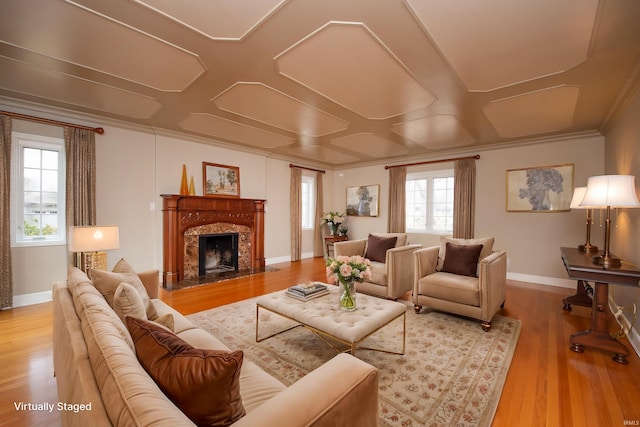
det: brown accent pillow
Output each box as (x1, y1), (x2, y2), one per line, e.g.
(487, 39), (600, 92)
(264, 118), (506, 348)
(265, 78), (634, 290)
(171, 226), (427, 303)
(90, 258), (159, 320)
(126, 317), (246, 427)
(441, 243), (483, 277)
(364, 234), (397, 263)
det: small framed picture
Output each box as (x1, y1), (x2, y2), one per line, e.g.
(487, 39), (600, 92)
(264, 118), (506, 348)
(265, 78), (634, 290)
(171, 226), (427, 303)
(506, 163), (573, 212)
(202, 162), (240, 198)
(346, 185), (379, 217)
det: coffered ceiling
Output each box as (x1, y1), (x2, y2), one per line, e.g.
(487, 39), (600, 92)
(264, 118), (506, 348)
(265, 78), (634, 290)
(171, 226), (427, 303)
(1, 0), (639, 168)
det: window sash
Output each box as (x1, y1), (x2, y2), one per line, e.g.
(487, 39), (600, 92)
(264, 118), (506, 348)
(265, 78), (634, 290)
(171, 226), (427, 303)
(406, 170), (453, 234)
(12, 132), (66, 246)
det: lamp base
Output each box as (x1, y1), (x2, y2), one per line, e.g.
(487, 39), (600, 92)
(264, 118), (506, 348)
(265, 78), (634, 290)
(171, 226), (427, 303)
(578, 243), (599, 253)
(77, 251), (108, 272)
(591, 254), (621, 268)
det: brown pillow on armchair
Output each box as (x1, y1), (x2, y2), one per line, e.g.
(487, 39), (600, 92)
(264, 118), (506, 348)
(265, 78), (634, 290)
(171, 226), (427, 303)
(441, 242), (483, 277)
(126, 316), (246, 427)
(364, 234), (398, 263)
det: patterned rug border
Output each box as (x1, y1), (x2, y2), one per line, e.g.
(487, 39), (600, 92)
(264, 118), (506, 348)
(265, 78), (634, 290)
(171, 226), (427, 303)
(187, 297), (521, 426)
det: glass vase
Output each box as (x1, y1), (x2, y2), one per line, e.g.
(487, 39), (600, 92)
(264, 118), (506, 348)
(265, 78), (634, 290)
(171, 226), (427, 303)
(338, 280), (356, 311)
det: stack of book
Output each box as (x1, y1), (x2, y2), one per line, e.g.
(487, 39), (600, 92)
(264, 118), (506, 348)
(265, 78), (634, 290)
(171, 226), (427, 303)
(286, 282), (329, 301)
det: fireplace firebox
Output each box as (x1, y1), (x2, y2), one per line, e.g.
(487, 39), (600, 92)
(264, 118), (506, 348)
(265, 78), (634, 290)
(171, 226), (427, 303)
(198, 233), (239, 276)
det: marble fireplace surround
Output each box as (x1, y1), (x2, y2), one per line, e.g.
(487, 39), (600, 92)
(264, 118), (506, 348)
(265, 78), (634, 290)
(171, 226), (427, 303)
(161, 194), (265, 288)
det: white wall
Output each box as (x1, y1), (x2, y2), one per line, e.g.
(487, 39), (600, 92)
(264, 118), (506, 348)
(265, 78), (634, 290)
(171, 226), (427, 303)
(604, 85), (640, 355)
(6, 100), (606, 304)
(329, 133), (605, 286)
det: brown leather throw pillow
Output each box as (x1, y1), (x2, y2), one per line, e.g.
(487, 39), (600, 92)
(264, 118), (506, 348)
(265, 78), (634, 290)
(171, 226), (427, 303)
(126, 316), (246, 427)
(364, 234), (398, 263)
(441, 242), (483, 277)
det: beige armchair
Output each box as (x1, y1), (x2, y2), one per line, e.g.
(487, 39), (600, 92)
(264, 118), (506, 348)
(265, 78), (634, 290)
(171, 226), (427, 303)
(413, 237), (506, 331)
(334, 233), (421, 300)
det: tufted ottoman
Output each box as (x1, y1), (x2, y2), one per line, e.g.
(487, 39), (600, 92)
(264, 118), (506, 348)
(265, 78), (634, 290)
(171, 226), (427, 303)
(256, 285), (406, 356)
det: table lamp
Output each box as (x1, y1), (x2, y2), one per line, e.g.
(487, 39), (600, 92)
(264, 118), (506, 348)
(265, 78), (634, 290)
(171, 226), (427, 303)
(569, 186), (599, 252)
(68, 225), (120, 272)
(580, 175), (640, 267)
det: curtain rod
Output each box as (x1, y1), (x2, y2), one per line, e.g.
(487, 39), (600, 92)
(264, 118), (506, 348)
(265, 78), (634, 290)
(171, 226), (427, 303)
(385, 154), (480, 169)
(289, 163), (326, 174)
(0, 110), (104, 134)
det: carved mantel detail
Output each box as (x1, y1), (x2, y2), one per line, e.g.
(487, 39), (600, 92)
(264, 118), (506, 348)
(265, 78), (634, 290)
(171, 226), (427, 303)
(161, 194), (266, 287)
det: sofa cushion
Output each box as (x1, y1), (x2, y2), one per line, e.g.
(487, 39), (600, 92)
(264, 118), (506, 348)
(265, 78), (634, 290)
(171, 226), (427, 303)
(90, 258), (159, 320)
(419, 272), (480, 307)
(437, 236), (495, 271)
(441, 243), (483, 277)
(113, 282), (147, 323)
(364, 234), (397, 263)
(126, 316), (246, 427)
(113, 283), (175, 331)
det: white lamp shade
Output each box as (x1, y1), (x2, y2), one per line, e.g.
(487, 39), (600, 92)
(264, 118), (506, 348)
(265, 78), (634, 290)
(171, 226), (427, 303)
(570, 187), (588, 209)
(68, 225), (120, 252)
(580, 175), (640, 208)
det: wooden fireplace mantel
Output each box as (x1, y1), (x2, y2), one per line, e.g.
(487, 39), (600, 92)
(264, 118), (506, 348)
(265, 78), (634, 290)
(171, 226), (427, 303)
(161, 194), (266, 286)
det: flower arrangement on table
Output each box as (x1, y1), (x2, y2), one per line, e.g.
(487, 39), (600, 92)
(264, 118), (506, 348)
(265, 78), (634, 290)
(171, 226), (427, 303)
(325, 255), (372, 311)
(322, 211), (345, 235)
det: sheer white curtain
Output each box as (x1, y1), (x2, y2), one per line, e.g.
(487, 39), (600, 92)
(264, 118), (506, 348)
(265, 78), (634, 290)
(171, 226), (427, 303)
(0, 115), (13, 309)
(453, 158), (476, 238)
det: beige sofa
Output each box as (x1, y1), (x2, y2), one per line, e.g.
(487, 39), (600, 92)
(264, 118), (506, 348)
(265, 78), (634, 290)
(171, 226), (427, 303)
(334, 233), (421, 300)
(52, 267), (379, 427)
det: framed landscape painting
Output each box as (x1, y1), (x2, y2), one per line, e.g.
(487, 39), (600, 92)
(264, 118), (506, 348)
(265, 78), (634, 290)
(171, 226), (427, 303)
(202, 162), (240, 198)
(506, 163), (573, 212)
(346, 185), (379, 217)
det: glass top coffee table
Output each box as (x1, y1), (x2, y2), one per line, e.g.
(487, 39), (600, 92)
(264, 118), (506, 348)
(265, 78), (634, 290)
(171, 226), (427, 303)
(256, 285), (406, 356)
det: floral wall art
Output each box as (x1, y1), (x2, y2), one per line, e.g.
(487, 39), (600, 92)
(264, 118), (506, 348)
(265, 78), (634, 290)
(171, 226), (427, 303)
(506, 164), (574, 212)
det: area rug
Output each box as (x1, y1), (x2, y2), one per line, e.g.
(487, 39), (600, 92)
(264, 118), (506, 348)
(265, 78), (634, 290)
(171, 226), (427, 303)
(187, 298), (521, 427)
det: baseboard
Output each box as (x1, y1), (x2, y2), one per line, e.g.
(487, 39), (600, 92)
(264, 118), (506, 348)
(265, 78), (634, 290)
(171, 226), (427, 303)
(13, 290), (52, 308)
(507, 272), (575, 289)
(609, 295), (640, 358)
(266, 251), (316, 265)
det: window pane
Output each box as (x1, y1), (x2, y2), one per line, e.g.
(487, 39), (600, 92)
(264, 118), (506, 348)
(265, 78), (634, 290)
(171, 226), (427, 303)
(23, 148), (40, 168)
(23, 215), (41, 236)
(41, 214), (58, 235)
(42, 170), (58, 192)
(23, 168), (40, 191)
(24, 192), (41, 210)
(42, 150), (58, 170)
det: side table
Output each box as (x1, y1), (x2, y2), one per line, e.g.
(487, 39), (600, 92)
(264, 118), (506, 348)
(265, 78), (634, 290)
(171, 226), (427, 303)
(325, 235), (348, 258)
(560, 247), (640, 364)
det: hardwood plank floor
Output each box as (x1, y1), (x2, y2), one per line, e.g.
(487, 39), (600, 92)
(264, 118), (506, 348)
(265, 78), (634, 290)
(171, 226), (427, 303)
(1, 257), (639, 426)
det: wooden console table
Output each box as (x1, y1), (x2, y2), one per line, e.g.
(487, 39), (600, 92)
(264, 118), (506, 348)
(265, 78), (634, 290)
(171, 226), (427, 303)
(560, 247), (640, 364)
(324, 235), (347, 258)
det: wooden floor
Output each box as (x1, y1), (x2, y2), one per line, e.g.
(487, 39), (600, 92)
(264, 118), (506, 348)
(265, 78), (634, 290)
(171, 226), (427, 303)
(1, 256), (639, 426)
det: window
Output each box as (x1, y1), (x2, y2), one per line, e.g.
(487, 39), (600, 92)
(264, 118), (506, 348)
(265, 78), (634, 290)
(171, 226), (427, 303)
(11, 132), (66, 246)
(301, 175), (315, 230)
(406, 170), (454, 234)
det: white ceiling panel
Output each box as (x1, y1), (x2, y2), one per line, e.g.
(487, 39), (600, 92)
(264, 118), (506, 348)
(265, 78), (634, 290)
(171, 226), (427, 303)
(287, 145), (360, 164)
(0, 0), (205, 91)
(392, 115), (475, 148)
(213, 83), (348, 136)
(330, 133), (409, 158)
(276, 22), (436, 119)
(0, 56), (161, 119)
(179, 113), (294, 148)
(407, 0), (599, 91)
(134, 0), (288, 40)
(482, 86), (580, 138)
